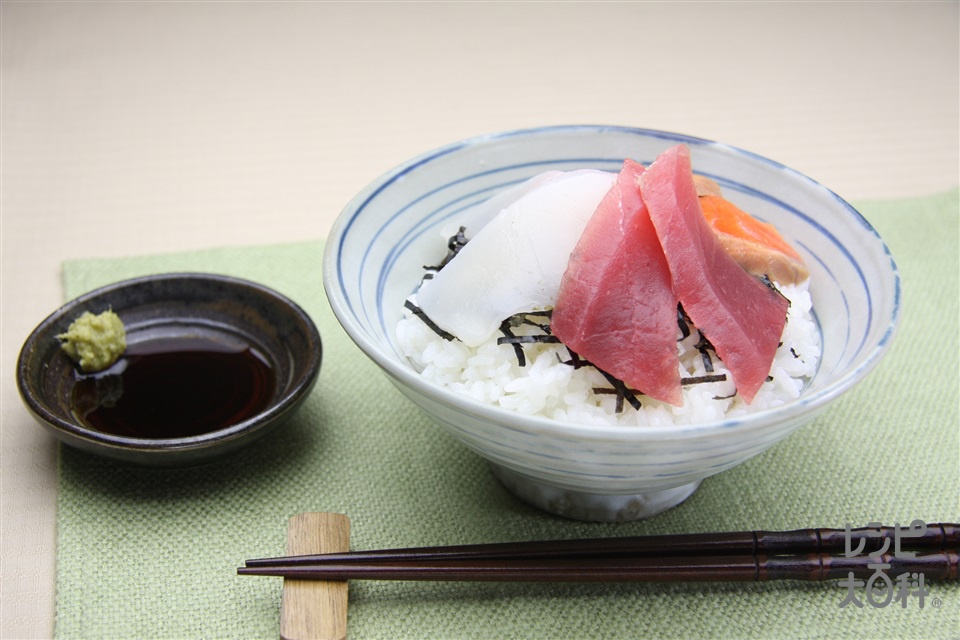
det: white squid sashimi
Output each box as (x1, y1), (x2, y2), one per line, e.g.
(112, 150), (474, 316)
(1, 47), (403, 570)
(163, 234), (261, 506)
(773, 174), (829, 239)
(417, 169), (616, 347)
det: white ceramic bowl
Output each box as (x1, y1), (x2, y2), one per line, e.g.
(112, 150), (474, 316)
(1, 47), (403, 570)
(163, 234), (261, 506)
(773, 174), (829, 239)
(323, 125), (900, 521)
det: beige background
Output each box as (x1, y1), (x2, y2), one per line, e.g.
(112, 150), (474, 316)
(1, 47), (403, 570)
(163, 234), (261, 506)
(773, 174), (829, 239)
(2, 2), (957, 637)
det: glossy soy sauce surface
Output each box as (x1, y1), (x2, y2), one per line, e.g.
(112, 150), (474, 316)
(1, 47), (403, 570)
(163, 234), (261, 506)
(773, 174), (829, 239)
(71, 335), (277, 439)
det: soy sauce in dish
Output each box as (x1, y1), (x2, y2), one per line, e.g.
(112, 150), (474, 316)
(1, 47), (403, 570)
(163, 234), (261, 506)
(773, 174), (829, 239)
(71, 335), (276, 439)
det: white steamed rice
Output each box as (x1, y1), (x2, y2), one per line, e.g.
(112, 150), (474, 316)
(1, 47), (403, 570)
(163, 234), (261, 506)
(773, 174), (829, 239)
(397, 282), (820, 427)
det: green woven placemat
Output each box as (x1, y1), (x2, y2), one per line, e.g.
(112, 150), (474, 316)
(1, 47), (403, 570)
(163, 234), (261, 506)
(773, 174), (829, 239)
(54, 190), (959, 639)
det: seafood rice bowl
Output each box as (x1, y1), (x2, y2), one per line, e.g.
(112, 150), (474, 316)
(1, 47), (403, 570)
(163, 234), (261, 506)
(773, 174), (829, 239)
(396, 144), (821, 427)
(323, 125), (900, 521)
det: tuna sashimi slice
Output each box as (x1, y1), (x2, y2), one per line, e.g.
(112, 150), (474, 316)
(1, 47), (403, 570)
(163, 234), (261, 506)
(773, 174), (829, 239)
(640, 145), (789, 403)
(552, 160), (682, 406)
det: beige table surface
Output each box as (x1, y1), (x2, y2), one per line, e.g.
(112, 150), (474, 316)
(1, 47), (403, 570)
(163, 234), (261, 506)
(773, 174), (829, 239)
(2, 2), (957, 638)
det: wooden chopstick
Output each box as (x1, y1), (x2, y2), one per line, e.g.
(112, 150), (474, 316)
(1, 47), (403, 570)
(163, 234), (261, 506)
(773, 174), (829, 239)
(238, 523), (960, 583)
(243, 523), (959, 567)
(238, 552), (959, 583)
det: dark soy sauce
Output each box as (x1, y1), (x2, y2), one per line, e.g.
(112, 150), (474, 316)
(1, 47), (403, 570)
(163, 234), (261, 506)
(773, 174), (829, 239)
(71, 335), (277, 439)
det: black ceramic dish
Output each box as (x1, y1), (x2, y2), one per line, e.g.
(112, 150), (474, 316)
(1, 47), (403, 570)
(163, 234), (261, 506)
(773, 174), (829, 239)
(16, 273), (322, 466)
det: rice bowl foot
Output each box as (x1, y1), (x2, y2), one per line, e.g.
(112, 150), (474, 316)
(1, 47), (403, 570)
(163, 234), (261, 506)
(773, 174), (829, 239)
(490, 464), (701, 522)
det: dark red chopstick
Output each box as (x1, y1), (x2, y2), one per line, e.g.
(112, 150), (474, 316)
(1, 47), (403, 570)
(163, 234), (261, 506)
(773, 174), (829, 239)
(244, 523), (958, 565)
(238, 523), (959, 583)
(238, 551), (959, 583)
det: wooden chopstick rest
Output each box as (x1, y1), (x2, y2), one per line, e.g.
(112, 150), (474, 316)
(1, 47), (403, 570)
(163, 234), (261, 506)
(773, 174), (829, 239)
(280, 512), (350, 640)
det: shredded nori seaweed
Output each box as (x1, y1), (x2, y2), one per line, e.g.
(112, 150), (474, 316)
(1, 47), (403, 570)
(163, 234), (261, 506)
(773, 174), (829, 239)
(592, 372), (729, 413)
(694, 333), (716, 373)
(557, 349), (589, 370)
(497, 319), (527, 366)
(496, 311), (563, 366)
(758, 274), (791, 309)
(424, 226), (470, 271)
(404, 299), (455, 341)
(680, 374), (727, 386)
(593, 369), (643, 413)
(518, 310), (553, 333)
(677, 305), (691, 341)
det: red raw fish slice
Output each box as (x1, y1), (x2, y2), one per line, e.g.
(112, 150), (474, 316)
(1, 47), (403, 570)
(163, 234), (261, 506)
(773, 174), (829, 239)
(553, 159), (682, 406)
(640, 145), (788, 403)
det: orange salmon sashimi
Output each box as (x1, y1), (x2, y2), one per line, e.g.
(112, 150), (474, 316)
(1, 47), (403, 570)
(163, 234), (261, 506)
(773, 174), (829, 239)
(697, 192), (809, 286)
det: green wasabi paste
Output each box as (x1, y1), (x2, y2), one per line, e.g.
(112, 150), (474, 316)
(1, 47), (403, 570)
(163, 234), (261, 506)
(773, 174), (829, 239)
(58, 310), (126, 372)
